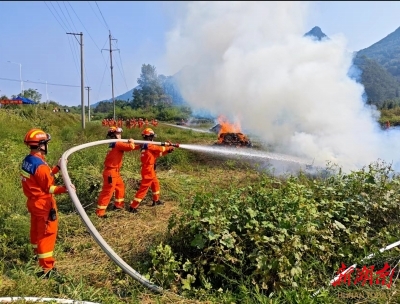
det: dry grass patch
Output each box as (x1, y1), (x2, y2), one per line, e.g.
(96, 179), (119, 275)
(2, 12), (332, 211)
(56, 203), (181, 281)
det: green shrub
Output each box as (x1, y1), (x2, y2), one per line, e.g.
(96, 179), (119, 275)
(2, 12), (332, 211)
(158, 161), (400, 296)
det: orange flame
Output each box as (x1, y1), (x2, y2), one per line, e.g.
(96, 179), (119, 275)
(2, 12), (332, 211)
(217, 115), (242, 134)
(217, 115), (242, 143)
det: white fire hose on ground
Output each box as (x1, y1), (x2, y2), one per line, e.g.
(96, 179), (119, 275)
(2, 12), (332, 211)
(58, 139), (179, 294)
(0, 297), (99, 303)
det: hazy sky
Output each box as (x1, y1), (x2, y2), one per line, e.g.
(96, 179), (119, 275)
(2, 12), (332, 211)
(2, 1), (400, 171)
(1, 1), (400, 107)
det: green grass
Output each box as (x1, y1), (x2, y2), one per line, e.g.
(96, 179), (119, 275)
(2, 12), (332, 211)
(1, 107), (400, 303)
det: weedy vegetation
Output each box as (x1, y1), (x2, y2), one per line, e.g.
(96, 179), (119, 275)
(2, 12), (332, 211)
(1, 107), (400, 303)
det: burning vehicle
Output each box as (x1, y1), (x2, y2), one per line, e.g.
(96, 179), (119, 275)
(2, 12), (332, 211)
(211, 116), (253, 147)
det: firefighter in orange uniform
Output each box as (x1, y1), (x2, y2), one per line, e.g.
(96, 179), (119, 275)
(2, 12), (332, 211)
(138, 118), (144, 128)
(129, 128), (177, 213)
(96, 127), (140, 218)
(21, 128), (75, 277)
(125, 119), (130, 129)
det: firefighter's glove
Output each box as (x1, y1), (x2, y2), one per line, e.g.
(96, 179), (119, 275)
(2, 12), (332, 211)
(128, 138), (134, 144)
(166, 140), (172, 146)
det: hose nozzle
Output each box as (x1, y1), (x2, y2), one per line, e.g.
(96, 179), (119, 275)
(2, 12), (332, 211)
(161, 142), (180, 148)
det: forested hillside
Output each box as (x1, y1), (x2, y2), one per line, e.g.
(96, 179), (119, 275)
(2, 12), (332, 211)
(356, 27), (400, 81)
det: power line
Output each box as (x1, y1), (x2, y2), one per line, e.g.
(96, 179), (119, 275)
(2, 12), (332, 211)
(67, 2), (102, 52)
(43, 1), (80, 75)
(62, 1), (79, 33)
(44, 1), (68, 32)
(115, 40), (129, 91)
(114, 57), (128, 92)
(95, 1), (110, 30)
(87, 1), (108, 31)
(56, 1), (74, 31)
(102, 31), (119, 120)
(94, 56), (109, 103)
(60, 1), (83, 76)
(66, 1), (114, 88)
(0, 77), (80, 88)
(67, 33), (81, 76)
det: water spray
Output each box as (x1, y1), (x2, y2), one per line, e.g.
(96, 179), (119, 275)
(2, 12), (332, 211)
(179, 144), (312, 166)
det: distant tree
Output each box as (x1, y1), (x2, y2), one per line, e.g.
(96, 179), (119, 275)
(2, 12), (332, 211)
(132, 64), (166, 109)
(115, 99), (130, 109)
(16, 88), (42, 103)
(94, 101), (114, 113)
(131, 88), (144, 109)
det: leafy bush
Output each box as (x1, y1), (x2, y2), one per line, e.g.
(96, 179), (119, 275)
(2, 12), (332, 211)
(154, 161), (400, 297)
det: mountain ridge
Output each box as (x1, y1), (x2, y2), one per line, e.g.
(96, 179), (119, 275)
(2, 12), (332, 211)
(94, 25), (400, 107)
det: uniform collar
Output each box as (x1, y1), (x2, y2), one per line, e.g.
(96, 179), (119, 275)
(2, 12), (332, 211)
(30, 151), (45, 160)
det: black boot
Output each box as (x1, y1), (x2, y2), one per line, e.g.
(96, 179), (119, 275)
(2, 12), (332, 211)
(129, 207), (138, 213)
(151, 200), (164, 206)
(37, 267), (58, 279)
(112, 205), (124, 211)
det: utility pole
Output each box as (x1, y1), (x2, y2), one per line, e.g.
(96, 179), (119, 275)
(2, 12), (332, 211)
(102, 30), (119, 121)
(46, 81), (48, 104)
(85, 86), (91, 122)
(67, 32), (85, 129)
(7, 61), (23, 95)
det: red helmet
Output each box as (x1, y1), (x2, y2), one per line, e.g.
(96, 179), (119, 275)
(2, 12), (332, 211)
(142, 127), (156, 137)
(24, 128), (51, 146)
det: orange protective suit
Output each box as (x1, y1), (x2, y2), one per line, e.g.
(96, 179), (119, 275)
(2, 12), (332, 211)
(129, 143), (174, 209)
(96, 141), (139, 216)
(21, 152), (67, 272)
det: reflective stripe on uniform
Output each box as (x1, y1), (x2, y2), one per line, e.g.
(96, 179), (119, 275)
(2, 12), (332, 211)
(133, 198), (142, 203)
(153, 191), (160, 195)
(97, 205), (108, 210)
(49, 185), (57, 194)
(21, 170), (30, 178)
(159, 147), (166, 156)
(38, 251), (53, 259)
(114, 198), (124, 202)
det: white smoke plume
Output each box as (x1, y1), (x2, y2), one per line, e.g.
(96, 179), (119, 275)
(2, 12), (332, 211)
(164, 1), (400, 172)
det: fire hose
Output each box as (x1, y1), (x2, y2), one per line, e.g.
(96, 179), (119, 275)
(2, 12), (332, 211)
(59, 139), (179, 294)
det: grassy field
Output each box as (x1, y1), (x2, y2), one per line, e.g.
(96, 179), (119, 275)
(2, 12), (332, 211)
(1, 106), (400, 304)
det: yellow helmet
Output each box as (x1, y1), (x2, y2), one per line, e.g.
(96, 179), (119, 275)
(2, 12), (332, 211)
(142, 127), (156, 138)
